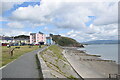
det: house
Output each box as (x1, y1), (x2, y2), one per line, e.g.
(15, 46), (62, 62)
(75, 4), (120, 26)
(13, 38), (29, 44)
(0, 36), (14, 46)
(14, 35), (30, 44)
(30, 31), (46, 45)
(46, 37), (53, 45)
(0, 35), (30, 46)
(0, 36), (13, 43)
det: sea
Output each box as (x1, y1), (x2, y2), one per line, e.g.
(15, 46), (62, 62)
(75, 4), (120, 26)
(78, 44), (119, 63)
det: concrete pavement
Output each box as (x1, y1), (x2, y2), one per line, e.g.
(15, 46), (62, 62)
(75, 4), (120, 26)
(1, 47), (47, 79)
(62, 48), (118, 79)
(62, 50), (105, 78)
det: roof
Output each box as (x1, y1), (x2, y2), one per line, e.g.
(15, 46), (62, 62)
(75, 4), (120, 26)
(0, 36), (13, 40)
(39, 31), (43, 34)
(30, 32), (44, 35)
(14, 38), (29, 40)
(30, 33), (36, 35)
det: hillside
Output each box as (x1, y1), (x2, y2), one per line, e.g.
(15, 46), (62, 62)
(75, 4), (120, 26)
(13, 35), (29, 40)
(50, 34), (84, 47)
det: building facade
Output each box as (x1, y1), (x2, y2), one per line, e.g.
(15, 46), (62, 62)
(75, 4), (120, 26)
(30, 32), (46, 44)
(46, 37), (53, 45)
(13, 35), (30, 44)
(0, 36), (13, 43)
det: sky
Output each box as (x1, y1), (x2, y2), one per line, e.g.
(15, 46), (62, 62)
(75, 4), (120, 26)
(0, 0), (119, 42)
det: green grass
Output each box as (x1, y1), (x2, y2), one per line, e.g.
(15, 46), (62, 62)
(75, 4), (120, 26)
(47, 45), (67, 61)
(41, 45), (76, 78)
(67, 75), (77, 80)
(1, 45), (44, 67)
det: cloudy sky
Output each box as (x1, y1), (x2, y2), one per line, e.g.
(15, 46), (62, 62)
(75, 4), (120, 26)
(0, 0), (119, 42)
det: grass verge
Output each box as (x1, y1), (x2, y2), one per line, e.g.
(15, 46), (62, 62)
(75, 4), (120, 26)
(1, 45), (41, 67)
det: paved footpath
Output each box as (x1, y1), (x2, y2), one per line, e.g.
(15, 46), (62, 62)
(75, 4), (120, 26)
(1, 47), (47, 79)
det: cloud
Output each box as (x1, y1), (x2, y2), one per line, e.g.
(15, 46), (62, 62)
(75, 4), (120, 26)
(0, 0), (40, 15)
(11, 5), (50, 23)
(11, 1), (118, 29)
(44, 26), (63, 34)
(0, 17), (8, 21)
(1, 0), (40, 2)
(0, 2), (22, 15)
(63, 23), (118, 42)
(1, 0), (118, 41)
(92, 2), (118, 25)
(11, 1), (92, 29)
(89, 24), (118, 39)
(7, 22), (24, 28)
(0, 28), (31, 36)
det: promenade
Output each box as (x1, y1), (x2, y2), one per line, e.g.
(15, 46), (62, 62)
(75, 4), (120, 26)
(62, 47), (118, 79)
(1, 47), (47, 79)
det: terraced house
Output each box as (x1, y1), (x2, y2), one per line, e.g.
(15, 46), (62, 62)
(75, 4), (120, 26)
(46, 36), (53, 45)
(30, 32), (46, 45)
(13, 35), (30, 44)
(0, 36), (13, 43)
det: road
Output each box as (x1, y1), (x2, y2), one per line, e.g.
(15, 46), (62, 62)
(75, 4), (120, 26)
(1, 46), (47, 79)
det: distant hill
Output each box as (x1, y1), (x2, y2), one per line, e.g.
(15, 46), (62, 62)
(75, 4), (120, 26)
(50, 34), (84, 47)
(13, 35), (29, 40)
(82, 40), (119, 44)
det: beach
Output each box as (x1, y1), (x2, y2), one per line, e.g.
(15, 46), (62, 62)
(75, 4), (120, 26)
(62, 47), (118, 78)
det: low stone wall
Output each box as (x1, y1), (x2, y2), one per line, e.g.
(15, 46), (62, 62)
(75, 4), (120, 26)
(37, 50), (54, 78)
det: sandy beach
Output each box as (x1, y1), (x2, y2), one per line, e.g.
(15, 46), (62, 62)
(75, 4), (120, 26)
(62, 47), (118, 78)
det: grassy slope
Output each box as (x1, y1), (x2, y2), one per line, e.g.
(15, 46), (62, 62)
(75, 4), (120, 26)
(47, 45), (65, 60)
(41, 45), (77, 78)
(1, 45), (40, 67)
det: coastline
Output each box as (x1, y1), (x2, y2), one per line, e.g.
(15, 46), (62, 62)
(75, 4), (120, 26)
(81, 44), (118, 63)
(62, 47), (118, 78)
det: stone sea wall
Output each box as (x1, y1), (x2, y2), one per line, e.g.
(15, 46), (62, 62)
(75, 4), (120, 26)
(38, 45), (82, 79)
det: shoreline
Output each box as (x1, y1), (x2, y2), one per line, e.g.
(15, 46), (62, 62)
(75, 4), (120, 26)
(78, 44), (118, 64)
(62, 47), (118, 78)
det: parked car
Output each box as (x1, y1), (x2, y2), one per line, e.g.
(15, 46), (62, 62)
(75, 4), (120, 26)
(2, 43), (8, 46)
(28, 44), (34, 46)
(34, 44), (39, 45)
(20, 43), (26, 46)
(14, 43), (19, 46)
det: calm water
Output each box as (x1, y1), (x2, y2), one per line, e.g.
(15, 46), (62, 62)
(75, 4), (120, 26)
(79, 44), (118, 63)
